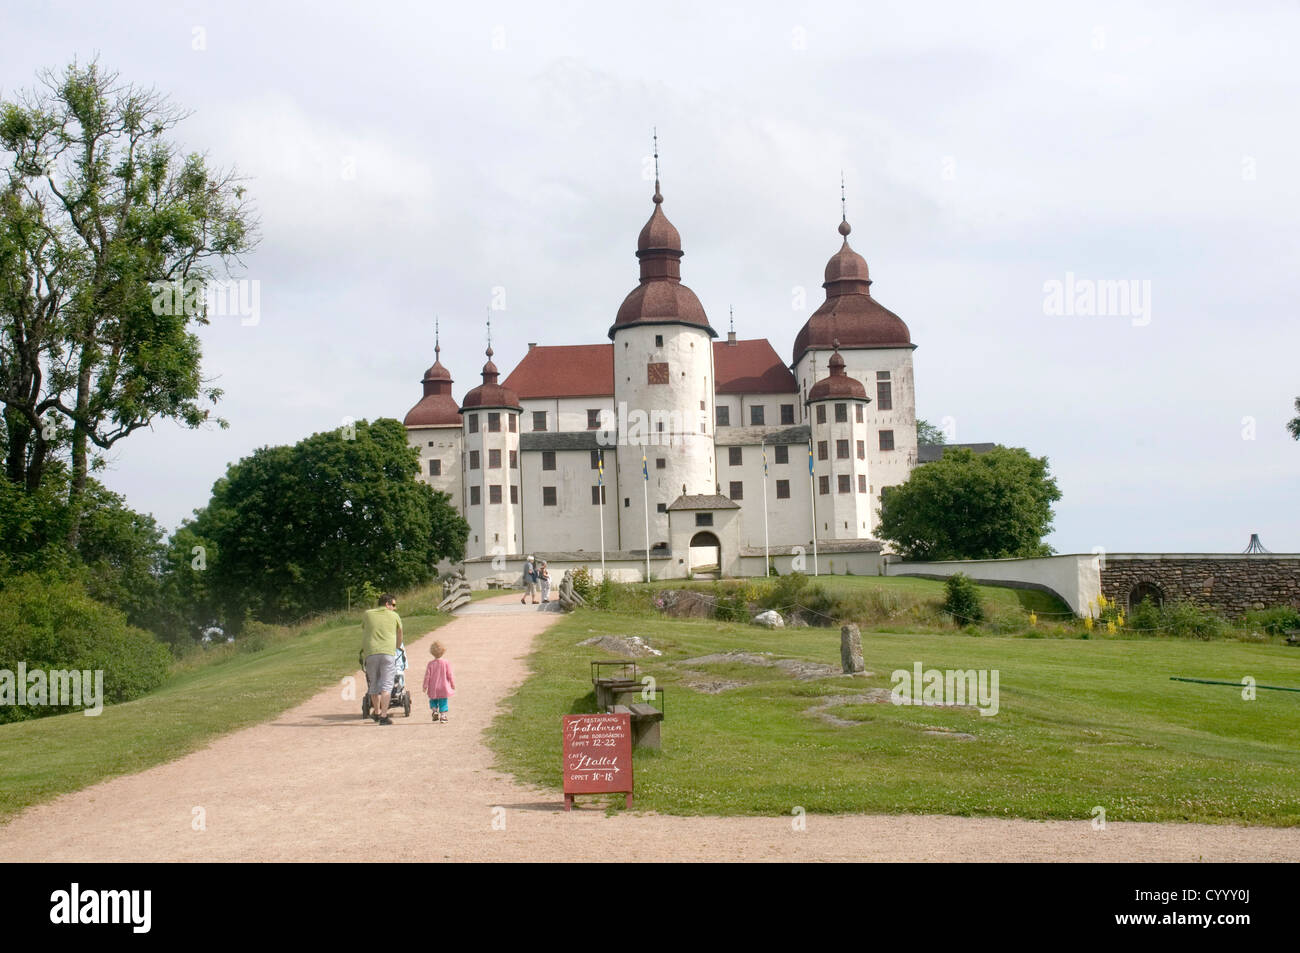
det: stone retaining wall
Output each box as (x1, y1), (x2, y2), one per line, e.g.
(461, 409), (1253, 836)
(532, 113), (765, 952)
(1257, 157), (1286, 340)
(1100, 556), (1300, 616)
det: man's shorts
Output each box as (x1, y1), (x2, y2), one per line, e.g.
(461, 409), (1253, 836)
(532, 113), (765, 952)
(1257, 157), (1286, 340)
(365, 653), (396, 695)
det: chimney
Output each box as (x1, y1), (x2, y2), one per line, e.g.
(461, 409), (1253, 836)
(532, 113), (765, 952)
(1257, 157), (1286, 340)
(726, 331), (737, 346)
(527, 342), (537, 350)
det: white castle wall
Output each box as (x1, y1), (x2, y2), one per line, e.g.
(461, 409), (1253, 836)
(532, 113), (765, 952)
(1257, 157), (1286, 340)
(713, 437), (815, 549)
(462, 408), (521, 558)
(519, 448), (614, 555)
(407, 425), (463, 512)
(520, 396), (617, 434)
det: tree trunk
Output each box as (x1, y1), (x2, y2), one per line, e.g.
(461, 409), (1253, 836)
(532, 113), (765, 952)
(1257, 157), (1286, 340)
(66, 356), (94, 549)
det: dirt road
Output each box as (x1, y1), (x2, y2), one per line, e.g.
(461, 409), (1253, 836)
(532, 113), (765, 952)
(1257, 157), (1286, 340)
(2, 594), (1296, 861)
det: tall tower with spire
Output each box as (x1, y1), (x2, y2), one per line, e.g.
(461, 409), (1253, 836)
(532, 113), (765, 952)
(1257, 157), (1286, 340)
(608, 138), (718, 558)
(460, 325), (523, 559)
(403, 318), (464, 512)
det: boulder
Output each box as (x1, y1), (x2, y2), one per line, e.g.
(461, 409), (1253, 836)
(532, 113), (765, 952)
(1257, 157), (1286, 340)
(752, 609), (785, 629)
(656, 589), (717, 619)
(840, 623), (865, 674)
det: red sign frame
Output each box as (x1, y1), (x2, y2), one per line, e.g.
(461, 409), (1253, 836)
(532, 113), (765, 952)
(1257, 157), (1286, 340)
(562, 713), (633, 810)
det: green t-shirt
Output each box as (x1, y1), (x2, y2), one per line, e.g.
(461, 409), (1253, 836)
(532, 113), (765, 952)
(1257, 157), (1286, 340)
(361, 607), (402, 657)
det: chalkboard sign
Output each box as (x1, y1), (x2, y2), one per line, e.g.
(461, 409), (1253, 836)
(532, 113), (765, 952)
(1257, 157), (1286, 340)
(562, 713), (633, 810)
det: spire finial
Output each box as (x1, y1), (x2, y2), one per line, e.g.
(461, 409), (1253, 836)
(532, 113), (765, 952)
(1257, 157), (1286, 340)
(838, 171), (851, 237)
(485, 315), (493, 360)
(652, 127), (662, 204)
(434, 315), (441, 358)
(729, 305), (735, 334)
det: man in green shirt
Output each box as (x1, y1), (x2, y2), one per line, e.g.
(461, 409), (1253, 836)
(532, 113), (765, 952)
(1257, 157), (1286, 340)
(360, 593), (404, 725)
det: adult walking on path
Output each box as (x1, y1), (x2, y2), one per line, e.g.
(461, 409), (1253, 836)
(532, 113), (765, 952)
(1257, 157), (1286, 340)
(521, 556), (539, 605)
(361, 593), (403, 725)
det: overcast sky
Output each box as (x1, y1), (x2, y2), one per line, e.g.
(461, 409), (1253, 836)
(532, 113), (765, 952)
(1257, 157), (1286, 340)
(6, 0), (1298, 554)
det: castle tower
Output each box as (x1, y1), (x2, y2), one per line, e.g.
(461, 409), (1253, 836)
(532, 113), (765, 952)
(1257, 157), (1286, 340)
(793, 211), (917, 525)
(807, 346), (873, 540)
(608, 169), (717, 551)
(403, 325), (463, 511)
(459, 341), (522, 559)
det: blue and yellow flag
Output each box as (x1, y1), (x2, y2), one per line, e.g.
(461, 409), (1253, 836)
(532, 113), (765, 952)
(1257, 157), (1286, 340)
(642, 450), (649, 481)
(808, 441), (815, 474)
(597, 450), (604, 486)
(762, 444), (768, 478)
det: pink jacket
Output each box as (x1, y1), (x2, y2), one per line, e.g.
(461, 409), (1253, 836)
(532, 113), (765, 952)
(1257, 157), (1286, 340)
(423, 658), (456, 698)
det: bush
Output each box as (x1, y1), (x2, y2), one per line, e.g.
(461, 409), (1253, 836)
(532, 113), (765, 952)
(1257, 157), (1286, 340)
(713, 581), (751, 623)
(0, 574), (172, 723)
(593, 576), (616, 610)
(571, 566), (594, 602)
(1160, 601), (1227, 641)
(1128, 596), (1162, 634)
(941, 573), (985, 626)
(1243, 606), (1300, 637)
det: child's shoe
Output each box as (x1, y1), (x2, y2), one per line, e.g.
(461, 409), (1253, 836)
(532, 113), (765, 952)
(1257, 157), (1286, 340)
(439, 712), (448, 723)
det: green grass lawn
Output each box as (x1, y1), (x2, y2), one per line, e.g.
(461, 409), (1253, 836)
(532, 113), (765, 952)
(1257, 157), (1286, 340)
(489, 607), (1300, 823)
(0, 609), (451, 822)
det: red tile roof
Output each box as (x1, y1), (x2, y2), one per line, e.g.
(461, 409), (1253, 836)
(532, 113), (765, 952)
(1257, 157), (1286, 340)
(500, 339), (797, 399)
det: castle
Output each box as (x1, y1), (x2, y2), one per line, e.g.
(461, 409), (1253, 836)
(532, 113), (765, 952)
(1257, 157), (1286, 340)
(402, 174), (918, 583)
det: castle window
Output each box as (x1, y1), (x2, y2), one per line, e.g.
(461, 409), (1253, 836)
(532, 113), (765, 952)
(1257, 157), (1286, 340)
(858, 474), (867, 493)
(470, 486), (481, 505)
(716, 405), (730, 427)
(587, 409), (601, 429)
(489, 484), (502, 504)
(729, 447), (742, 466)
(655, 334), (664, 347)
(657, 502), (667, 513)
(879, 430), (895, 451)
(542, 451), (556, 471)
(818, 475), (830, 495)
(729, 481), (743, 500)
(775, 445), (789, 465)
(543, 486), (557, 506)
(856, 404), (864, 423)
(695, 513), (713, 527)
(876, 375), (893, 410)
(469, 450), (480, 470)
(591, 486), (607, 505)
(780, 404), (794, 425)
(656, 457), (666, 469)
(624, 497), (630, 508)
(816, 404), (826, 424)
(488, 412), (501, 432)
(511, 485), (519, 504)
(750, 405), (765, 425)
(776, 479), (790, 499)
(590, 450), (602, 470)
(468, 414), (479, 434)
(489, 449), (501, 469)
(836, 439), (849, 459)
(428, 459), (441, 476)
(508, 415), (517, 433)
(532, 411), (547, 431)
(509, 450), (518, 469)
(838, 475), (851, 494)
(817, 441), (828, 461)
(856, 440), (865, 460)
(835, 403), (847, 422)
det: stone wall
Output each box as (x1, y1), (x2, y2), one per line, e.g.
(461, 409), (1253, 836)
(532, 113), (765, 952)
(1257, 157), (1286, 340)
(1101, 556), (1300, 616)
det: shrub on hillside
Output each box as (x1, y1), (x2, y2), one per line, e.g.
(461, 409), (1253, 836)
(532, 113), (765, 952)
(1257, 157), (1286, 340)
(941, 573), (985, 626)
(0, 574), (171, 722)
(571, 566), (594, 602)
(1243, 606), (1300, 637)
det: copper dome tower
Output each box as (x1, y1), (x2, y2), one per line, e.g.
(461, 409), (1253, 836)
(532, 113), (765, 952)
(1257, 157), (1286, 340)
(806, 344), (869, 402)
(792, 213), (912, 366)
(460, 343), (521, 411)
(609, 163), (716, 340)
(403, 329), (463, 428)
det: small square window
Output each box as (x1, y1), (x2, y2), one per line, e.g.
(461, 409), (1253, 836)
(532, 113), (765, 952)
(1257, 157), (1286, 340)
(543, 486), (557, 506)
(489, 449), (501, 469)
(750, 405), (765, 425)
(695, 512), (713, 527)
(818, 475), (830, 495)
(729, 447), (742, 466)
(776, 479), (790, 499)
(542, 451), (556, 471)
(427, 440), (435, 447)
(729, 481), (743, 500)
(489, 484), (502, 504)
(656, 502), (667, 513)
(488, 412), (501, 432)
(816, 404), (826, 424)
(879, 430), (895, 451)
(532, 411), (547, 431)
(468, 414), (479, 434)
(469, 450), (480, 470)
(470, 485), (481, 505)
(836, 439), (849, 459)
(428, 459), (441, 476)
(716, 406), (730, 427)
(624, 497), (630, 508)
(656, 457), (666, 470)
(817, 441), (828, 461)
(877, 370), (891, 380)
(838, 474), (851, 494)
(780, 404), (794, 425)
(775, 445), (789, 465)
(856, 404), (864, 423)
(835, 403), (847, 422)
(591, 486), (607, 505)
(587, 409), (601, 429)
(655, 334), (664, 347)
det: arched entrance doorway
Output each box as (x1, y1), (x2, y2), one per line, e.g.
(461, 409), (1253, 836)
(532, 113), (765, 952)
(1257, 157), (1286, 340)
(1128, 581), (1165, 612)
(688, 531), (721, 576)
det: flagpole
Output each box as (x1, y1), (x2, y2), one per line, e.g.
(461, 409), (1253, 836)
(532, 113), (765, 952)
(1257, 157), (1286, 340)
(597, 450), (606, 579)
(761, 439), (770, 577)
(808, 440), (819, 576)
(641, 446), (650, 582)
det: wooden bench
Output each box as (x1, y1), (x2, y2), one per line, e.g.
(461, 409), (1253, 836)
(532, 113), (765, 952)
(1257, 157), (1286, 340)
(611, 702), (665, 750)
(591, 659), (665, 748)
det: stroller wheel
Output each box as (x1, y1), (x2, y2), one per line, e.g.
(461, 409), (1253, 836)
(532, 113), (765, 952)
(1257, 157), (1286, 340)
(361, 695), (371, 719)
(403, 695), (412, 717)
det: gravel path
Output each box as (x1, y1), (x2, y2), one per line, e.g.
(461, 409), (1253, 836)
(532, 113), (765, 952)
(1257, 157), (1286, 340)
(2, 594), (1297, 862)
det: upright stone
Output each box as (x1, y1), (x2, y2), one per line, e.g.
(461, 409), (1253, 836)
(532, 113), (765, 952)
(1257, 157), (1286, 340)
(840, 623), (864, 674)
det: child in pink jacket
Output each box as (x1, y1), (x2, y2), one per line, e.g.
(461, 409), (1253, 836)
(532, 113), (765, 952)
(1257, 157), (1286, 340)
(423, 641), (456, 723)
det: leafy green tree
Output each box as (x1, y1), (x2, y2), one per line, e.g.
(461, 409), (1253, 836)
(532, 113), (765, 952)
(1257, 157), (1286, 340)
(877, 446), (1061, 560)
(0, 60), (256, 543)
(916, 418), (947, 446)
(181, 418), (468, 626)
(1288, 397), (1299, 440)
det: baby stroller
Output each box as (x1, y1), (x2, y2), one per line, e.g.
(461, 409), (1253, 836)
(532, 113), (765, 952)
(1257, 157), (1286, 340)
(360, 645), (413, 719)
